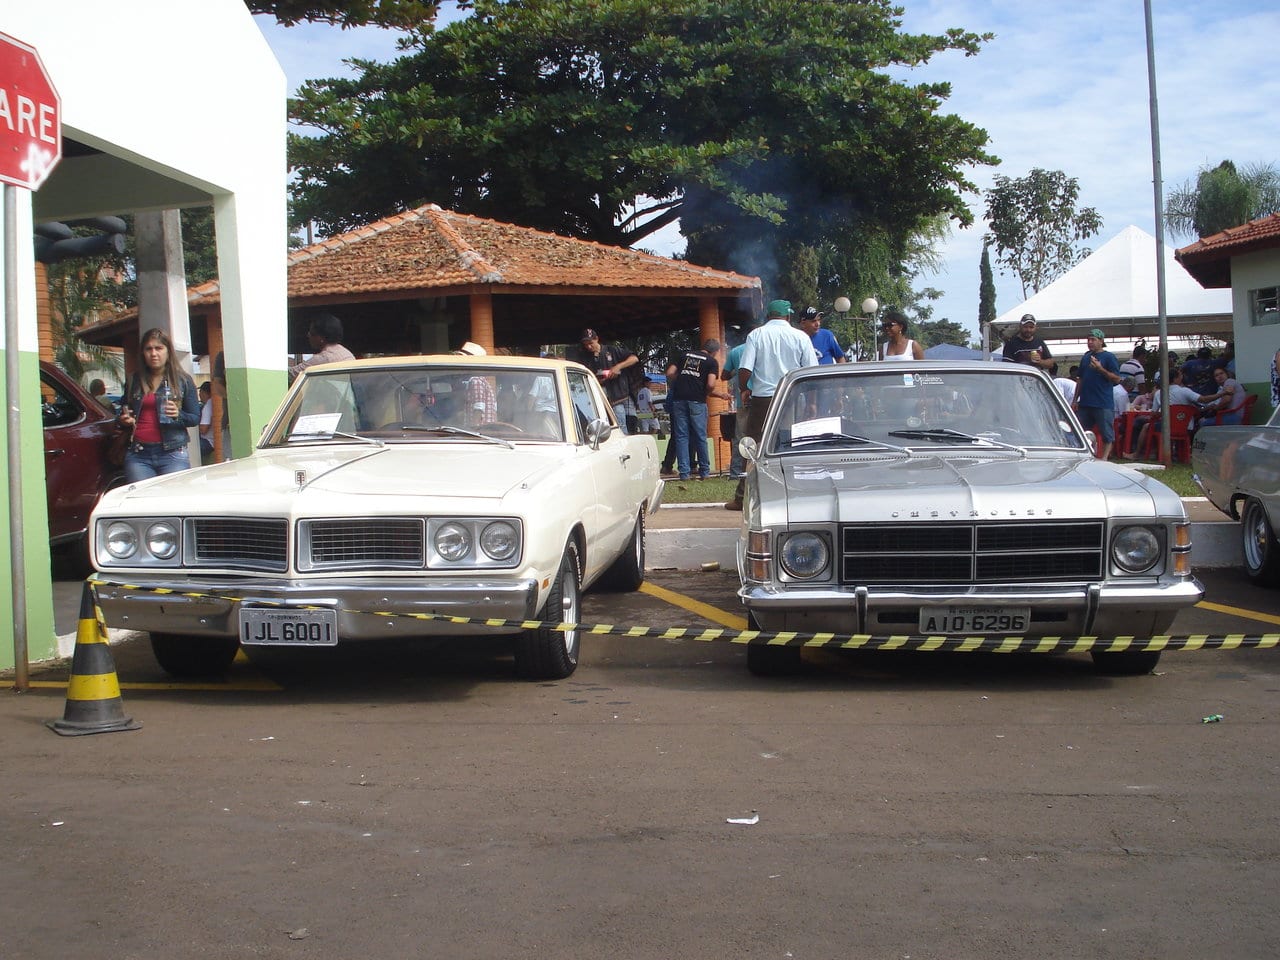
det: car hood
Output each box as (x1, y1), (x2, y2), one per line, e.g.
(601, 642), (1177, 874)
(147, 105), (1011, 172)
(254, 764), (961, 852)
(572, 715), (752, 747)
(759, 452), (1186, 524)
(97, 444), (567, 515)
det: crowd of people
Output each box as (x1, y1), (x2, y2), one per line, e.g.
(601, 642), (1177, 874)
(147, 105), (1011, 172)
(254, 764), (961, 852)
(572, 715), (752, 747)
(87, 304), (1267, 485)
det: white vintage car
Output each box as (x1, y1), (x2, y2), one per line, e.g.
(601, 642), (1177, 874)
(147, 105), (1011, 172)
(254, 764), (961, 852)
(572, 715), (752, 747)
(736, 361), (1203, 676)
(90, 355), (663, 679)
(1192, 401), (1280, 585)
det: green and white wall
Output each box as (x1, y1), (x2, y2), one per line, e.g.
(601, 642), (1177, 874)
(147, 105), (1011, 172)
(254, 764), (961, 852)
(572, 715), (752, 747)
(0, 0), (287, 669)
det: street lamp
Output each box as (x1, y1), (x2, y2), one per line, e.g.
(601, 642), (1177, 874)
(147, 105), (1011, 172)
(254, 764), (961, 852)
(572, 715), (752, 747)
(862, 297), (879, 361)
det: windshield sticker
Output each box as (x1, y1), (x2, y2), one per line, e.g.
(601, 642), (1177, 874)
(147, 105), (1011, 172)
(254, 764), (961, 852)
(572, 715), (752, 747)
(292, 413), (342, 436)
(911, 373), (945, 385)
(901, 373), (914, 386)
(791, 415), (842, 440)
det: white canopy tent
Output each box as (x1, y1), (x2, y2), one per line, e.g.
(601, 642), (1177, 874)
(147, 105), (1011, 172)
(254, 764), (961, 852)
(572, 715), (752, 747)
(988, 225), (1232, 349)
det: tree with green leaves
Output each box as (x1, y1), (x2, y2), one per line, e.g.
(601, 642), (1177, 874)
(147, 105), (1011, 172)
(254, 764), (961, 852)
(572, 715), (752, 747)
(914, 316), (969, 349)
(977, 241), (995, 330)
(983, 168), (1102, 299)
(1164, 159), (1280, 240)
(288, 0), (995, 297)
(248, 0), (439, 29)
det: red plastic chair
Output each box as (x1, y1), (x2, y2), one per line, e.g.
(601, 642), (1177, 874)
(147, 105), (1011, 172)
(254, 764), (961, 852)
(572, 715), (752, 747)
(1139, 404), (1197, 463)
(1208, 392), (1256, 425)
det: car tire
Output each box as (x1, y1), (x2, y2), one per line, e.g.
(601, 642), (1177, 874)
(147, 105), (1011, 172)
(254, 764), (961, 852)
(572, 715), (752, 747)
(1090, 649), (1162, 676)
(150, 633), (241, 677)
(1241, 497), (1280, 587)
(515, 541), (580, 680)
(745, 611), (804, 677)
(597, 510), (645, 592)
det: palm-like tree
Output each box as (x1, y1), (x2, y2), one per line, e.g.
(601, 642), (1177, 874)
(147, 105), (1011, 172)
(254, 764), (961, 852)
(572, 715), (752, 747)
(1164, 160), (1280, 240)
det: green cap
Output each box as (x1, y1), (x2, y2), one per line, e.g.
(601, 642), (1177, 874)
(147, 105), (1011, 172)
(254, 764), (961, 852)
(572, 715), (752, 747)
(766, 299), (793, 318)
(1089, 328), (1106, 340)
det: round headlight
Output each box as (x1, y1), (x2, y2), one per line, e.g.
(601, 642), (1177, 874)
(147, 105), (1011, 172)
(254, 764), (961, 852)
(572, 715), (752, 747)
(778, 532), (830, 579)
(480, 521), (519, 562)
(104, 522), (139, 560)
(146, 521), (179, 560)
(434, 522), (472, 562)
(1112, 526), (1160, 573)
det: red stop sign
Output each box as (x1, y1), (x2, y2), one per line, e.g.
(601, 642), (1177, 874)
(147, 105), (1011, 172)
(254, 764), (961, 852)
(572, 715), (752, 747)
(0, 31), (61, 191)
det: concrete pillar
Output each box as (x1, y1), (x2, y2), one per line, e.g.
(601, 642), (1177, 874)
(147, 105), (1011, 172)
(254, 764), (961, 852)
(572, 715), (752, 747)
(469, 292), (495, 353)
(135, 210), (192, 371)
(698, 297), (728, 472)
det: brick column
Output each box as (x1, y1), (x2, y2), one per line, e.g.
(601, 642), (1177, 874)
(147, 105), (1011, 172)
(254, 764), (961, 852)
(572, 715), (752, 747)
(698, 297), (727, 472)
(469, 292), (495, 353)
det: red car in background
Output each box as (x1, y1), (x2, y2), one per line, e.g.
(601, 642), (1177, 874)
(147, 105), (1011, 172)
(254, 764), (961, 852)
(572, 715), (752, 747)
(40, 361), (124, 549)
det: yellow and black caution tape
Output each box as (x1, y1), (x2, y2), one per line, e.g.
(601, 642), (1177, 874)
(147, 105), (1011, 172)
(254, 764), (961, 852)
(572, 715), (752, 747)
(88, 579), (1280, 654)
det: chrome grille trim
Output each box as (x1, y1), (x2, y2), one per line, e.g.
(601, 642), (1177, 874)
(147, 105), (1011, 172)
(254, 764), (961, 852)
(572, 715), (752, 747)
(839, 521), (1105, 584)
(187, 518), (289, 572)
(299, 518), (425, 571)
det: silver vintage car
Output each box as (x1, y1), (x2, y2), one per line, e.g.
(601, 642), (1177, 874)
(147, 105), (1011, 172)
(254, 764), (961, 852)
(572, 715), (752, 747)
(736, 362), (1203, 676)
(1192, 400), (1280, 585)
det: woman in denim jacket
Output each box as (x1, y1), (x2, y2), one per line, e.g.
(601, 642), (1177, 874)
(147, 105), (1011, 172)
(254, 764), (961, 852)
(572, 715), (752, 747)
(117, 328), (201, 482)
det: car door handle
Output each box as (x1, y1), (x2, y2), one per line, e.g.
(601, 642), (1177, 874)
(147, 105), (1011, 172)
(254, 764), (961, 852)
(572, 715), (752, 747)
(47, 448), (65, 457)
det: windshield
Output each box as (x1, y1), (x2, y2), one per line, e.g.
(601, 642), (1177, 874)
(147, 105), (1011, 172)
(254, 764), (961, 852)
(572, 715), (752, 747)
(263, 365), (565, 445)
(768, 368), (1086, 453)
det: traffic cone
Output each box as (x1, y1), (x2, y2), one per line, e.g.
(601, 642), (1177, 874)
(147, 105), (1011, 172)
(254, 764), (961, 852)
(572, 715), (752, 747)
(46, 582), (141, 736)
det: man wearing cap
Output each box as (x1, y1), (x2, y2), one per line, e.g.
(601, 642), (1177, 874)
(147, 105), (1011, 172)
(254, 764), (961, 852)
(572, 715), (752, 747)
(572, 328), (640, 433)
(666, 339), (729, 481)
(1002, 314), (1054, 369)
(1074, 328), (1123, 459)
(799, 307), (848, 365)
(725, 299), (816, 510)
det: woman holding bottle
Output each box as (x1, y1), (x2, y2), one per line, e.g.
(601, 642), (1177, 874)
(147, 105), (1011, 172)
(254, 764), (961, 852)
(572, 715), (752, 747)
(117, 327), (200, 482)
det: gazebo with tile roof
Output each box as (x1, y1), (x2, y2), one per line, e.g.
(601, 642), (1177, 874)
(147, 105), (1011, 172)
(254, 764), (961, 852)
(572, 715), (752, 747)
(80, 203), (763, 359)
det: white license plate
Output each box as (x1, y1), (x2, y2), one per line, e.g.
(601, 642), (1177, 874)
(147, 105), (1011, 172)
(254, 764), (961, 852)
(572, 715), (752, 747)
(919, 606), (1029, 635)
(239, 607), (339, 646)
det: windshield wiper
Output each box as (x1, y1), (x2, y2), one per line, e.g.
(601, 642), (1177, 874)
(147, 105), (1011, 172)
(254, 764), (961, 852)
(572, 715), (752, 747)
(790, 431), (873, 446)
(286, 430), (384, 447)
(401, 424), (515, 449)
(888, 427), (1025, 454)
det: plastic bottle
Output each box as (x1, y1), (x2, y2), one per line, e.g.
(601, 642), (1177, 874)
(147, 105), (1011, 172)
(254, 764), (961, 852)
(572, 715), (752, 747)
(155, 379), (174, 424)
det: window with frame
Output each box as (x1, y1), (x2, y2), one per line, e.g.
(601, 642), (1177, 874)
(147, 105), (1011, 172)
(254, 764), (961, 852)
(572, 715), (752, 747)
(1251, 285), (1279, 326)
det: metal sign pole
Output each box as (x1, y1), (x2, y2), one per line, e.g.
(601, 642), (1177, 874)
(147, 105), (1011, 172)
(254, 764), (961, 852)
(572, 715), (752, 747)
(4, 183), (29, 690)
(1144, 0), (1172, 465)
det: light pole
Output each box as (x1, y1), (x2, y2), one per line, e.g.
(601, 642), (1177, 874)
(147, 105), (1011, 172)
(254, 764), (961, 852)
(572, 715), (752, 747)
(833, 296), (852, 360)
(862, 297), (879, 362)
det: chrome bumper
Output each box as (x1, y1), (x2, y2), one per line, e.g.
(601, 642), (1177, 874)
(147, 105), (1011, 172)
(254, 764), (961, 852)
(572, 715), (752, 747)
(740, 578), (1205, 637)
(91, 575), (541, 641)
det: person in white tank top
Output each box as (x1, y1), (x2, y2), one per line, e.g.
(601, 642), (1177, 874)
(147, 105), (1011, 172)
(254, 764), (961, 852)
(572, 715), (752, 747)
(877, 308), (925, 361)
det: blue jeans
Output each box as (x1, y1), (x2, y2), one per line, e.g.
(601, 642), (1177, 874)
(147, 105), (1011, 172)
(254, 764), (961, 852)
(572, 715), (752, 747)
(671, 399), (709, 478)
(124, 443), (191, 483)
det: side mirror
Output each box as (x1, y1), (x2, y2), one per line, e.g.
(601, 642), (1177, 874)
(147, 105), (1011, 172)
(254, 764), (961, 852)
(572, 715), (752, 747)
(586, 418), (613, 449)
(739, 436), (759, 461)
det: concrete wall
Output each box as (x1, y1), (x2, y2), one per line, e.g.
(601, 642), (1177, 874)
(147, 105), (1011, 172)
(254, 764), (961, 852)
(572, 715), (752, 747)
(0, 1), (287, 668)
(1229, 248), (1280, 417)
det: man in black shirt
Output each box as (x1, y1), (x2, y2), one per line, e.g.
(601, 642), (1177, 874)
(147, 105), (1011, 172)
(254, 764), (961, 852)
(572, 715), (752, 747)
(571, 328), (640, 433)
(1002, 314), (1054, 370)
(665, 339), (727, 480)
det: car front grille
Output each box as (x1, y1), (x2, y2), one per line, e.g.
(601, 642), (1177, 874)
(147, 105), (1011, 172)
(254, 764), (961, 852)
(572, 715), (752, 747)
(301, 518), (425, 570)
(189, 518), (289, 572)
(839, 521), (1105, 584)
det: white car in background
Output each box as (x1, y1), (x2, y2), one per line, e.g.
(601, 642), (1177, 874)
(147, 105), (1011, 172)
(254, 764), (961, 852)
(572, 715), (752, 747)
(90, 355), (663, 680)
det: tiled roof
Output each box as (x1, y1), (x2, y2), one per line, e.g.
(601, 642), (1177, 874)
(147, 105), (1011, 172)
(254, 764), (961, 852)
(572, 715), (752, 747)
(1175, 213), (1280, 288)
(202, 204), (759, 304)
(79, 205), (762, 349)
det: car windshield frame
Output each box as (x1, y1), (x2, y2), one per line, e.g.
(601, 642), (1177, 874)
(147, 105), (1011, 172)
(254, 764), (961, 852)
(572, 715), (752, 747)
(260, 363), (566, 446)
(765, 366), (1088, 455)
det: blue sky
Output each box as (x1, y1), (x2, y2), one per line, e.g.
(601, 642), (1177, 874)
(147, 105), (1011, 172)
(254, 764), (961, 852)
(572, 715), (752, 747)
(255, 1), (1280, 341)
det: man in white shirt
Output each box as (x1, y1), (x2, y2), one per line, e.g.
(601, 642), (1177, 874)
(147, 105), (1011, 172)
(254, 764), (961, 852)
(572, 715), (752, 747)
(725, 299), (815, 510)
(1123, 366), (1201, 459)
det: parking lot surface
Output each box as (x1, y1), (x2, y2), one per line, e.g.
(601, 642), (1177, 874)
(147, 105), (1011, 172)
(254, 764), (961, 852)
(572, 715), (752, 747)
(2, 568), (1278, 959)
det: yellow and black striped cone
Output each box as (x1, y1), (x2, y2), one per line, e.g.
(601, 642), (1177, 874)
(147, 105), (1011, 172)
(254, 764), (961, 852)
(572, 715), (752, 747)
(46, 582), (141, 736)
